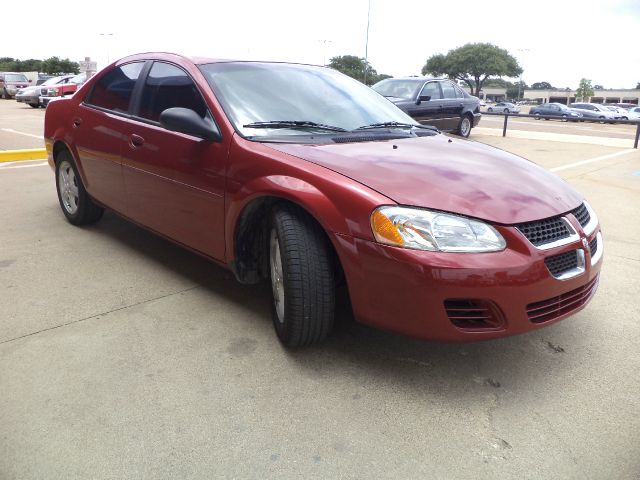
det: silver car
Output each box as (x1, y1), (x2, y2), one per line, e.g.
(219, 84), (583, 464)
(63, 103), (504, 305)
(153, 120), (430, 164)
(15, 75), (75, 108)
(570, 103), (618, 121)
(487, 102), (521, 113)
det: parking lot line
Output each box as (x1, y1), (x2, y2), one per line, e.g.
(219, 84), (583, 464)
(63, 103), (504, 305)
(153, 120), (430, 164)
(549, 149), (637, 172)
(0, 160), (48, 170)
(0, 128), (43, 140)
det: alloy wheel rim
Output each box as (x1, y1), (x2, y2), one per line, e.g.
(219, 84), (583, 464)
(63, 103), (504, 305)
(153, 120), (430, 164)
(269, 229), (285, 323)
(58, 161), (79, 214)
(461, 118), (470, 136)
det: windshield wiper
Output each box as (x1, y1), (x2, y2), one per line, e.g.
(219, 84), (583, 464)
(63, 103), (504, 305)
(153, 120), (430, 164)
(243, 120), (348, 132)
(354, 121), (438, 132)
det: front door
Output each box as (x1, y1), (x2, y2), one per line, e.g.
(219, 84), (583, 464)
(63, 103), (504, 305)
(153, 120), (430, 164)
(121, 61), (228, 260)
(407, 81), (444, 129)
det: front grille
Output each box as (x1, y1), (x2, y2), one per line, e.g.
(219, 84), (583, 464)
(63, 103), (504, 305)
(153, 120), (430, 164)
(444, 299), (504, 330)
(571, 203), (591, 228)
(526, 276), (599, 323)
(544, 250), (579, 277)
(516, 216), (571, 247)
(589, 236), (598, 256)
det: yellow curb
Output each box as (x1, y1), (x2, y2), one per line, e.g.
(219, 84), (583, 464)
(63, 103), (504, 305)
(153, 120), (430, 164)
(0, 149), (48, 163)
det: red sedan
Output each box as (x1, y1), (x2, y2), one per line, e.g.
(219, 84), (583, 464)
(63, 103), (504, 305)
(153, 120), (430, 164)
(44, 53), (603, 346)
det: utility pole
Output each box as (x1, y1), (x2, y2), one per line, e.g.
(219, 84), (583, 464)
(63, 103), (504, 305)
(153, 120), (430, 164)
(363, 0), (371, 85)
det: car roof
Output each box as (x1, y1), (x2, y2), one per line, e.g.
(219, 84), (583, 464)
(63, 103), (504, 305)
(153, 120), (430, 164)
(114, 52), (320, 68)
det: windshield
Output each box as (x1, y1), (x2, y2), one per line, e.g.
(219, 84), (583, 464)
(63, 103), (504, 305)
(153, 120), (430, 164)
(371, 79), (421, 99)
(42, 77), (65, 86)
(6, 74), (28, 82)
(199, 62), (417, 138)
(70, 72), (86, 84)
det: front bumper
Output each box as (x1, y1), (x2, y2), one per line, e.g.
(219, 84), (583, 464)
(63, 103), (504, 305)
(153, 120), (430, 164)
(15, 94), (39, 105)
(333, 222), (602, 342)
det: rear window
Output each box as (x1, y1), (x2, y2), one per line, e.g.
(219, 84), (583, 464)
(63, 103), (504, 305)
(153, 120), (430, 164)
(86, 63), (144, 113)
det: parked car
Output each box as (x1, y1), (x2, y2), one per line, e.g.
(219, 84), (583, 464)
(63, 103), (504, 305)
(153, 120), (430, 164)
(16, 75), (75, 108)
(529, 103), (582, 121)
(39, 72), (86, 107)
(627, 106), (640, 115)
(371, 77), (481, 137)
(44, 53), (602, 347)
(487, 102), (520, 114)
(0, 72), (31, 99)
(603, 106), (640, 121)
(570, 103), (618, 121)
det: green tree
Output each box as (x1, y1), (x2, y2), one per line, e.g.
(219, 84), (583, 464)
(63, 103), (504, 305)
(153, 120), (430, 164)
(0, 57), (18, 71)
(421, 43), (522, 96)
(575, 78), (594, 100)
(17, 59), (43, 72)
(328, 55), (381, 85)
(507, 80), (528, 100)
(531, 81), (553, 90)
(41, 56), (80, 74)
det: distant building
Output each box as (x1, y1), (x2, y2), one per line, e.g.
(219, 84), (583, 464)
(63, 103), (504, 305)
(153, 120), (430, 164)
(523, 88), (640, 105)
(462, 87), (507, 102)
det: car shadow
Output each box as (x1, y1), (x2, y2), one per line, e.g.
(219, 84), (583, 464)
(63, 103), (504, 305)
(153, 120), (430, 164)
(90, 211), (583, 395)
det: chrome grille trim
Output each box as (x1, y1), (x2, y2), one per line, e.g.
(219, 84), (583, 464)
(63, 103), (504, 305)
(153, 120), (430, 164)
(590, 232), (603, 266)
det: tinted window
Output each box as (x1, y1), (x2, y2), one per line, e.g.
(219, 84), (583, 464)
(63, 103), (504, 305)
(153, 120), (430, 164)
(87, 63), (143, 112)
(420, 82), (442, 100)
(441, 82), (457, 99)
(372, 79), (421, 99)
(138, 62), (208, 122)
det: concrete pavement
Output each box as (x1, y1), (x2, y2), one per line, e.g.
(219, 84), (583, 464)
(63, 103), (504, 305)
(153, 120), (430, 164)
(1, 104), (640, 479)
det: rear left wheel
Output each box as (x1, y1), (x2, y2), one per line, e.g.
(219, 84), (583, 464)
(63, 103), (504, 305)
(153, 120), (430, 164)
(456, 115), (472, 138)
(269, 204), (335, 347)
(55, 150), (104, 225)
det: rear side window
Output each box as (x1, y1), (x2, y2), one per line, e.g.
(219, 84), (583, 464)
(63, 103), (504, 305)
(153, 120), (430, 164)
(138, 62), (208, 122)
(87, 62), (144, 113)
(441, 82), (457, 99)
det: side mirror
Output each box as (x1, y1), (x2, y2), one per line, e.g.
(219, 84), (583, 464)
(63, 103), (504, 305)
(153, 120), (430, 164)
(416, 95), (431, 105)
(160, 107), (222, 142)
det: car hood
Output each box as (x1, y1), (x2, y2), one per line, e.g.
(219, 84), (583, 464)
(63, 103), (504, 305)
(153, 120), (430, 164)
(17, 86), (39, 94)
(266, 134), (582, 225)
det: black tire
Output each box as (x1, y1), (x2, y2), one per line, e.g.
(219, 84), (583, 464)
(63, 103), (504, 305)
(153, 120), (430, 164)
(55, 150), (104, 225)
(503, 108), (509, 114)
(29, 103), (39, 108)
(269, 203), (335, 347)
(562, 114), (568, 122)
(533, 112), (540, 120)
(456, 114), (473, 138)
(487, 107), (493, 112)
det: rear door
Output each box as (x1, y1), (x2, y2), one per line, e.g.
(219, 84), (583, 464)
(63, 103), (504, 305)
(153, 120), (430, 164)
(121, 61), (228, 260)
(439, 81), (464, 131)
(73, 62), (146, 213)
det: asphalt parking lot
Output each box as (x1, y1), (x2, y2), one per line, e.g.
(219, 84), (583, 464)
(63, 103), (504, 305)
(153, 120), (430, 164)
(1, 100), (639, 479)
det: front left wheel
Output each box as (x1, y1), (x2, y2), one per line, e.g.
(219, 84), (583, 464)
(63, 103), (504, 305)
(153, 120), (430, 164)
(55, 150), (104, 225)
(269, 204), (336, 347)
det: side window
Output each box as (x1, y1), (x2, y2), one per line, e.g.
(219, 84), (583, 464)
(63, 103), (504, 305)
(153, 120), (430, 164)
(441, 82), (457, 99)
(138, 62), (208, 123)
(420, 82), (442, 100)
(86, 62), (144, 113)
(454, 85), (465, 99)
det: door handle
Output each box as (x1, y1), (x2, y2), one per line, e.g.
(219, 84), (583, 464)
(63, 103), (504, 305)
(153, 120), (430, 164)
(72, 117), (82, 128)
(130, 134), (145, 148)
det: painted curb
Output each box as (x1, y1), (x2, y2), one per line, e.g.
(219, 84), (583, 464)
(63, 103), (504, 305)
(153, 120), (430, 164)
(0, 149), (47, 163)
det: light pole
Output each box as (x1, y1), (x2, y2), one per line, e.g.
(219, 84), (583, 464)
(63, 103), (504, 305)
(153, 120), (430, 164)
(318, 39), (333, 67)
(99, 33), (114, 64)
(363, 0), (371, 85)
(516, 48), (529, 101)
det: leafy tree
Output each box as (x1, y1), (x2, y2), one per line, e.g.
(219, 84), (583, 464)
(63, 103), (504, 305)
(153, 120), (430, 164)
(507, 80), (528, 100)
(576, 78), (594, 100)
(531, 81), (553, 90)
(421, 43), (522, 96)
(0, 57), (18, 71)
(41, 56), (80, 74)
(18, 59), (43, 72)
(328, 55), (387, 86)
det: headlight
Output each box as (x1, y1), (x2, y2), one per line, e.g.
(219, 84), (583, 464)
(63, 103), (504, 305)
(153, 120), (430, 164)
(371, 206), (506, 253)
